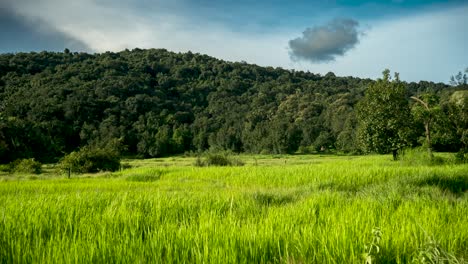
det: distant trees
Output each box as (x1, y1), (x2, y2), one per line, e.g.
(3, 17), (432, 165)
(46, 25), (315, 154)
(450, 68), (467, 86)
(0, 50), (466, 163)
(357, 70), (412, 160)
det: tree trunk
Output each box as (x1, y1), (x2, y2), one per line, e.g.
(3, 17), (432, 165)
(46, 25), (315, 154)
(392, 149), (398, 161)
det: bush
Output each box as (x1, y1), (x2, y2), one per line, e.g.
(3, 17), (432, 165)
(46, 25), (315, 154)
(206, 153), (231, 166)
(400, 147), (450, 166)
(11, 158), (42, 174)
(60, 146), (120, 173)
(399, 148), (432, 165)
(298, 145), (314, 154)
(455, 149), (467, 163)
(194, 156), (206, 167)
(193, 153), (244, 167)
(0, 164), (10, 172)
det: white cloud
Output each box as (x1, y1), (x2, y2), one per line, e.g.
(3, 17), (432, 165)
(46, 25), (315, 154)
(289, 18), (362, 62)
(292, 5), (468, 82)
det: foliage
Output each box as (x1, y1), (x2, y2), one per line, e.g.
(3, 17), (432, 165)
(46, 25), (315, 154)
(194, 152), (245, 167)
(0, 164), (9, 172)
(205, 153), (232, 166)
(0, 50), (465, 162)
(60, 145), (120, 173)
(412, 236), (464, 264)
(193, 155), (206, 167)
(357, 70), (413, 160)
(399, 147), (448, 166)
(10, 158), (42, 174)
(455, 149), (468, 164)
(363, 227), (383, 264)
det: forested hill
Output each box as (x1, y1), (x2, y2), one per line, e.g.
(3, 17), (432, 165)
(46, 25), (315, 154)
(0, 48), (463, 162)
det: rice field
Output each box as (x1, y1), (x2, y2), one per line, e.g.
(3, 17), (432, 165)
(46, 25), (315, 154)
(0, 155), (467, 263)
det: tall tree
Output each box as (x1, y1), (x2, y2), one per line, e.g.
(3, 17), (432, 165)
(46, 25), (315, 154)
(357, 70), (412, 160)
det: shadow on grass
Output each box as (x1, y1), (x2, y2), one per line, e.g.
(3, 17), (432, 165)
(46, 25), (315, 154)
(415, 175), (468, 196)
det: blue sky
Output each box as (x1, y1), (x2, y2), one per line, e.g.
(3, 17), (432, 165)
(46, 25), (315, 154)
(1, 0), (467, 83)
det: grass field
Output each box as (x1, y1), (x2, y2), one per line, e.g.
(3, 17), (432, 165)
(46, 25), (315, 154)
(0, 154), (467, 263)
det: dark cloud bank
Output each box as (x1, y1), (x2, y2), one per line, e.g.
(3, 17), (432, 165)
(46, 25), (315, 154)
(0, 7), (90, 53)
(289, 18), (362, 63)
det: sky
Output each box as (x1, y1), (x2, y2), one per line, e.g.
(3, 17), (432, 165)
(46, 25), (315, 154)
(1, 0), (467, 83)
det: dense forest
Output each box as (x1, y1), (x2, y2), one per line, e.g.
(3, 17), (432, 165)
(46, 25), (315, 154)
(0, 48), (467, 163)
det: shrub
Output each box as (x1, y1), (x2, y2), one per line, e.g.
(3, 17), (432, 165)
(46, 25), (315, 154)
(60, 146), (120, 173)
(400, 147), (449, 166)
(363, 227), (383, 264)
(412, 237), (463, 264)
(455, 149), (467, 164)
(193, 153), (244, 167)
(229, 157), (245, 166)
(0, 164), (10, 172)
(12, 159), (42, 174)
(193, 156), (206, 167)
(298, 145), (314, 154)
(205, 153), (231, 166)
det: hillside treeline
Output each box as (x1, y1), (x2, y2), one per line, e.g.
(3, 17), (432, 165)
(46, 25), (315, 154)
(0, 48), (466, 163)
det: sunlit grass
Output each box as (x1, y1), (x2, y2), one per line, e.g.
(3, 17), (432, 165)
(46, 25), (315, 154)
(0, 154), (467, 263)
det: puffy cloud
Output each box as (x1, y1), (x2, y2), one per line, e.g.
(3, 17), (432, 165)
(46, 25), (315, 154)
(307, 5), (468, 83)
(288, 18), (362, 63)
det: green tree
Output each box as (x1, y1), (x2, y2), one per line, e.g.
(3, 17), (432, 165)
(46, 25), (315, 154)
(1, 49), (462, 161)
(357, 70), (412, 160)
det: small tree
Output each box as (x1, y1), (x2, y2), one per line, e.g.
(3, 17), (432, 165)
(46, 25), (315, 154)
(357, 70), (412, 160)
(12, 158), (42, 174)
(60, 144), (120, 175)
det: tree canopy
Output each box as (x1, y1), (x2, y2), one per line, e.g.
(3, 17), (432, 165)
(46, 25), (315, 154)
(356, 70), (412, 160)
(0, 49), (465, 163)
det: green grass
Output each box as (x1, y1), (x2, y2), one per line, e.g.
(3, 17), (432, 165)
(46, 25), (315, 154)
(0, 155), (467, 263)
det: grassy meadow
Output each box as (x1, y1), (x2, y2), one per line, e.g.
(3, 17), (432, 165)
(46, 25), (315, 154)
(0, 154), (467, 263)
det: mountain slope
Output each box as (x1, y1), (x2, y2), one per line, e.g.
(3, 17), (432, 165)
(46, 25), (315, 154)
(0, 49), (458, 162)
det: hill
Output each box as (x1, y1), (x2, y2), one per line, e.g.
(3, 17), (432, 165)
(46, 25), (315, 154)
(0, 48), (463, 162)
